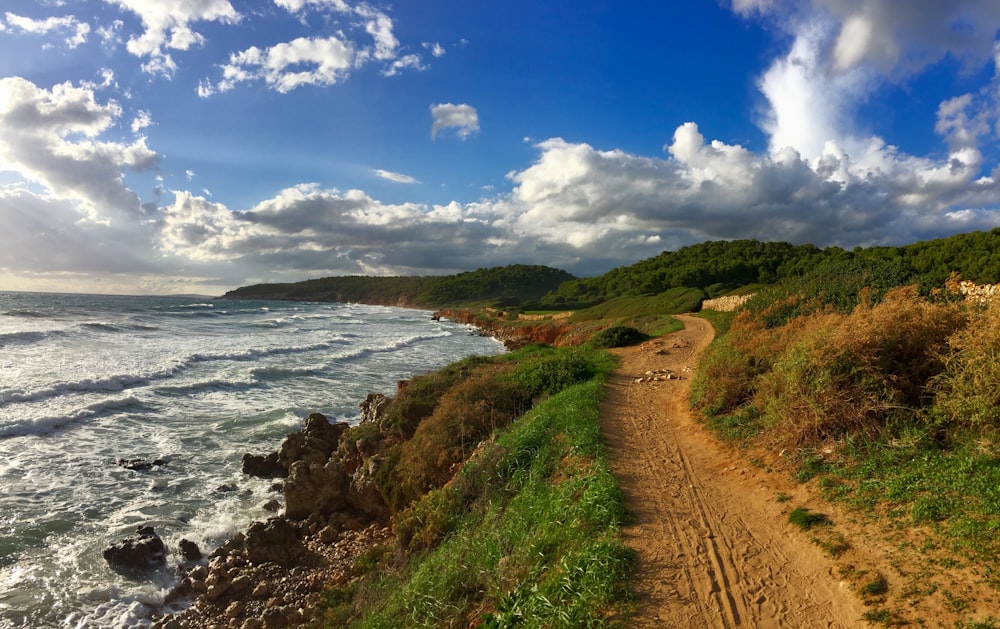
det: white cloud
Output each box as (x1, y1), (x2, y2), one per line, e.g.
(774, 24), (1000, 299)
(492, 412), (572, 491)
(102, 0), (239, 76)
(730, 0), (774, 16)
(0, 77), (159, 223)
(130, 109), (152, 134)
(4, 12), (90, 48)
(508, 127), (1000, 249)
(746, 0), (1000, 168)
(430, 103), (480, 140)
(383, 54), (425, 77)
(374, 169), (420, 184)
(273, 0), (351, 13)
(756, 19), (877, 160)
(202, 2), (424, 93)
(357, 6), (398, 61)
(817, 0), (1000, 76)
(213, 36), (355, 93)
(424, 42), (446, 57)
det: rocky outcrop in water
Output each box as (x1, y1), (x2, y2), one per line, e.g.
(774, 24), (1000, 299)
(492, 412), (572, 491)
(116, 458), (167, 471)
(103, 526), (166, 575)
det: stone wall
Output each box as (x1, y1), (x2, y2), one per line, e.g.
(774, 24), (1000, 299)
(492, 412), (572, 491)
(952, 279), (999, 304)
(701, 293), (756, 312)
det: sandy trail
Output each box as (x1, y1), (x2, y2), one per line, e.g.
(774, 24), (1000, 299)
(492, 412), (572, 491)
(601, 315), (867, 628)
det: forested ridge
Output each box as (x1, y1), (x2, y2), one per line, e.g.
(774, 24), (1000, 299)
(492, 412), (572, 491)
(539, 228), (1000, 307)
(221, 264), (574, 307)
(222, 228), (1000, 309)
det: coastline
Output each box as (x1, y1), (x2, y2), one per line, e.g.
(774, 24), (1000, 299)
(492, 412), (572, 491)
(152, 313), (514, 628)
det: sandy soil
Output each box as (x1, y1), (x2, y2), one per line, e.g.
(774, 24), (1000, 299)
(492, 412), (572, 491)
(601, 315), (868, 628)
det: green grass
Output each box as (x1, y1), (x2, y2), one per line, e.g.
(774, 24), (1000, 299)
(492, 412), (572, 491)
(694, 309), (737, 335)
(788, 507), (832, 531)
(827, 439), (1000, 562)
(569, 288), (704, 323)
(330, 371), (633, 628)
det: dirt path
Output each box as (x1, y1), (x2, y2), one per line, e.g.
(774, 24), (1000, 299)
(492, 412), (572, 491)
(601, 315), (867, 628)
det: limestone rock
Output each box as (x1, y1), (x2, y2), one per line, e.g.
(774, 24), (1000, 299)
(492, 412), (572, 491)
(358, 393), (391, 424)
(244, 518), (307, 567)
(284, 459), (350, 520)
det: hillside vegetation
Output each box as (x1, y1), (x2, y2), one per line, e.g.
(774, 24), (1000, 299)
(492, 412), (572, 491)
(690, 259), (1000, 624)
(538, 228), (1000, 308)
(317, 344), (631, 627)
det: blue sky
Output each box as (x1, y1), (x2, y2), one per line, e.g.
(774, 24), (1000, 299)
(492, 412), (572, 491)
(1, 0), (999, 295)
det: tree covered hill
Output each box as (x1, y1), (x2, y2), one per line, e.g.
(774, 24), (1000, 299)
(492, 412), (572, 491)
(222, 229), (1000, 310)
(537, 228), (1000, 308)
(220, 264), (575, 308)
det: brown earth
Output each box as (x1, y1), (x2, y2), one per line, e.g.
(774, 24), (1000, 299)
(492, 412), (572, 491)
(602, 314), (1000, 627)
(601, 315), (869, 628)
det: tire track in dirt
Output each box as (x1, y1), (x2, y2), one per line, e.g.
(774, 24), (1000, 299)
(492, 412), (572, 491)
(601, 315), (867, 628)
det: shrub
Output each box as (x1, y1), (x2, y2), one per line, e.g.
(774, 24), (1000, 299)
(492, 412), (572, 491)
(503, 347), (597, 399)
(750, 286), (962, 447)
(381, 357), (488, 438)
(589, 325), (649, 349)
(933, 299), (1000, 432)
(386, 370), (526, 511)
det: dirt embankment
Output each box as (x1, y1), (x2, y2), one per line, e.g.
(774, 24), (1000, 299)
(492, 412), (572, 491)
(602, 315), (867, 628)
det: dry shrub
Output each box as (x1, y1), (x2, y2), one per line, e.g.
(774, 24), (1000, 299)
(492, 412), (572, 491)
(385, 369), (529, 511)
(692, 300), (826, 417)
(757, 286), (964, 447)
(933, 298), (1000, 431)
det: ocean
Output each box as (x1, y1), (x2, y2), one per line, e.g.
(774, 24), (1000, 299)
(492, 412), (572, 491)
(0, 292), (504, 628)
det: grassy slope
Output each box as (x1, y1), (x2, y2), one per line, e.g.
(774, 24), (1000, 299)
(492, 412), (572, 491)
(318, 346), (633, 628)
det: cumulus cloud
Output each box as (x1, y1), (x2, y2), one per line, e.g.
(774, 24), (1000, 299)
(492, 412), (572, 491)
(103, 0), (239, 75)
(144, 120), (1000, 288)
(508, 126), (1000, 250)
(211, 36), (356, 94)
(430, 103), (480, 140)
(0, 77), (159, 222)
(4, 12), (91, 48)
(745, 0), (1000, 162)
(374, 169), (420, 184)
(198, 1), (425, 93)
(157, 185), (514, 276)
(816, 0), (1000, 76)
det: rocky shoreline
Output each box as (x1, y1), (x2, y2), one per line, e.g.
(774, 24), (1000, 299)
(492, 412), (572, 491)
(141, 313), (528, 628)
(148, 392), (403, 628)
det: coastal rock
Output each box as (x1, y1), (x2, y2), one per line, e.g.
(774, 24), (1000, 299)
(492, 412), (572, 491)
(278, 413), (349, 469)
(116, 458), (167, 471)
(244, 518), (307, 567)
(241, 452), (285, 479)
(347, 458), (390, 521)
(284, 459), (350, 520)
(179, 538), (202, 561)
(359, 393), (391, 424)
(103, 526), (166, 574)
